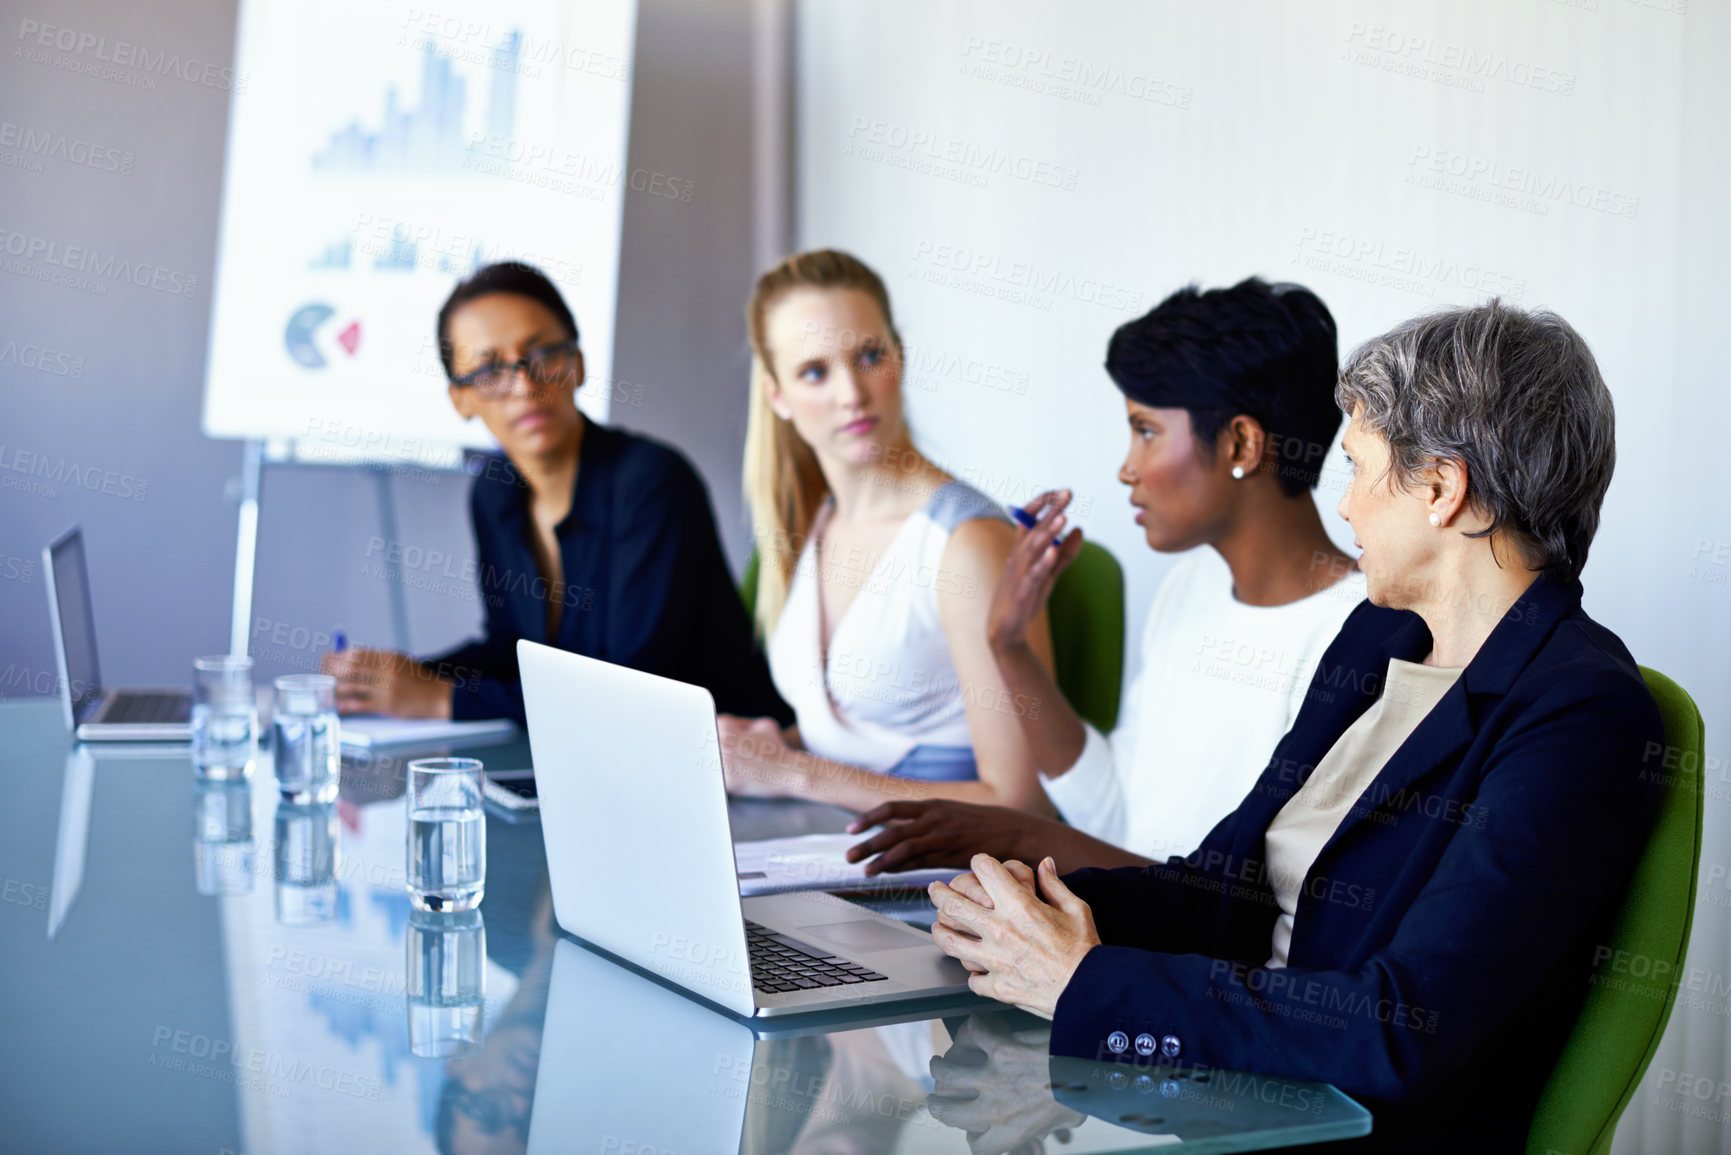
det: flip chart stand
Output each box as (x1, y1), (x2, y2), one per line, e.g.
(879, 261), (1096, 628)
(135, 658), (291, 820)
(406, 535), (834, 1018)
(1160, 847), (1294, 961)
(227, 438), (414, 658)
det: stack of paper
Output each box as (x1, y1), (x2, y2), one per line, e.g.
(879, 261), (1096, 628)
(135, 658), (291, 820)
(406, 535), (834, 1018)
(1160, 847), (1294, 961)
(338, 716), (519, 750)
(733, 832), (964, 897)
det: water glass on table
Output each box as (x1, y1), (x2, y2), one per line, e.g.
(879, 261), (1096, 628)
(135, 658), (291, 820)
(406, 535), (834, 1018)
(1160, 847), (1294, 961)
(272, 674), (339, 804)
(191, 655), (258, 778)
(406, 758), (486, 912)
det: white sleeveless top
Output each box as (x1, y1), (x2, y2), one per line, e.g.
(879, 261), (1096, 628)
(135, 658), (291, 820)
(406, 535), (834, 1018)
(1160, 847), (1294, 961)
(1041, 548), (1366, 860)
(767, 481), (1010, 779)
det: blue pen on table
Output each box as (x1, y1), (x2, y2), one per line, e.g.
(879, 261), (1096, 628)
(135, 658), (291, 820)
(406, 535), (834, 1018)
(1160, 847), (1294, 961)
(1009, 505), (1066, 548)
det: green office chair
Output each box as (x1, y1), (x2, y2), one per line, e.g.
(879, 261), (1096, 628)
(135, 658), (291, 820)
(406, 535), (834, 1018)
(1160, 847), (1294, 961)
(1526, 666), (1706, 1155)
(1044, 540), (1125, 733)
(736, 540), (1126, 734)
(740, 549), (761, 618)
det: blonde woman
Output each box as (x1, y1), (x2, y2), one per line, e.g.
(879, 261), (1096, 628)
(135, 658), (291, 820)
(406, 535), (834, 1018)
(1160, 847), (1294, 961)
(718, 250), (1056, 814)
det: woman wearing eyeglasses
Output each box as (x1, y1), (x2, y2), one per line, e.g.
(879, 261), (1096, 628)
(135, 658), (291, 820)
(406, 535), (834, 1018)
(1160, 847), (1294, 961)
(323, 261), (789, 728)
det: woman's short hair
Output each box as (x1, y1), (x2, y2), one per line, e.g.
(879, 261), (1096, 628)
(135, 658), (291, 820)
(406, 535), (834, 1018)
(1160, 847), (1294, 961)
(1336, 300), (1616, 583)
(1104, 278), (1341, 497)
(436, 261), (579, 379)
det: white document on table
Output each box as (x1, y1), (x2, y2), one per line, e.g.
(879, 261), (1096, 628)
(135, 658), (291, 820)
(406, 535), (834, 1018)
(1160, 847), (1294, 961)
(733, 832), (963, 897)
(338, 716), (519, 750)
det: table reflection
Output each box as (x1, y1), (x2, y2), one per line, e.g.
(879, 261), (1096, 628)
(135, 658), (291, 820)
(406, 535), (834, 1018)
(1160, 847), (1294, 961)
(434, 916), (552, 1155)
(48, 744), (97, 937)
(275, 801), (339, 925)
(5, 710), (1367, 1154)
(194, 774), (255, 896)
(408, 908), (487, 1059)
(928, 1015), (1088, 1153)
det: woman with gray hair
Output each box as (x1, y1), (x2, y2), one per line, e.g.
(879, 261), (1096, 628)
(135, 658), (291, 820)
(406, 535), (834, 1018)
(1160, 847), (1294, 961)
(924, 300), (1663, 1153)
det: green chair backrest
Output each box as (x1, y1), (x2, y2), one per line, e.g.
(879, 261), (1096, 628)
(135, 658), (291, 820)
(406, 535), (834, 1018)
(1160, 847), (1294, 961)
(1526, 666), (1706, 1155)
(736, 540), (1126, 734)
(740, 550), (761, 618)
(1045, 540), (1125, 733)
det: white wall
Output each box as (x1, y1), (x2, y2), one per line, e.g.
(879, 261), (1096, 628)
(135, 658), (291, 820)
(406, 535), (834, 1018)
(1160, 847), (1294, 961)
(794, 1), (1730, 1149)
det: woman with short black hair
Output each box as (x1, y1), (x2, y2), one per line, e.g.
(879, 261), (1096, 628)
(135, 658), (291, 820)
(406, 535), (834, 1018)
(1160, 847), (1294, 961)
(846, 277), (1365, 874)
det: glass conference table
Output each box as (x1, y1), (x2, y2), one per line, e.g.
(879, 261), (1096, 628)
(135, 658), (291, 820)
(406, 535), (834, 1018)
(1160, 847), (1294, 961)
(0, 699), (1371, 1154)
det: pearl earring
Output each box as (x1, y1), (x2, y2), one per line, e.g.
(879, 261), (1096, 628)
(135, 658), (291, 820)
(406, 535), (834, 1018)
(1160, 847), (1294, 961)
(1429, 513), (1442, 527)
(1231, 466), (1245, 480)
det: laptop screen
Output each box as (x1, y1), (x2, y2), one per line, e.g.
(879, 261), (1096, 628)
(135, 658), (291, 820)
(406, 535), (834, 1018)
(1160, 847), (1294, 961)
(48, 529), (102, 719)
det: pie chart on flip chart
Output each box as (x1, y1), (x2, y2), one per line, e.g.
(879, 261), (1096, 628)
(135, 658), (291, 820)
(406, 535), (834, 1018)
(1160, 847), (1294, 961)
(200, 0), (638, 461)
(283, 304), (363, 370)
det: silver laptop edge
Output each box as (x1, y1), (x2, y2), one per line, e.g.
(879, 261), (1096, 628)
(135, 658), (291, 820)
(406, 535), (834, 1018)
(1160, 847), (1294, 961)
(43, 524), (85, 733)
(517, 640), (976, 1018)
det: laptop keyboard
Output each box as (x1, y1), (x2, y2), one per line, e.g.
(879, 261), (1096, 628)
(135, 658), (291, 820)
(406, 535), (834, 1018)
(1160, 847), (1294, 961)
(745, 920), (888, 993)
(103, 691), (193, 724)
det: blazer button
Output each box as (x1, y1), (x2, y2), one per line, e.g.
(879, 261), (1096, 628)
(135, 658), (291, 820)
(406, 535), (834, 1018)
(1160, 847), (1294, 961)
(1134, 1033), (1157, 1057)
(1160, 1034), (1182, 1059)
(1106, 1030), (1130, 1054)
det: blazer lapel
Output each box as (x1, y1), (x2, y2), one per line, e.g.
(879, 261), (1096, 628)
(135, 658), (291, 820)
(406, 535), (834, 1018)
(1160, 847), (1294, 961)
(1213, 603), (1427, 958)
(1235, 608), (1432, 833)
(1312, 573), (1583, 859)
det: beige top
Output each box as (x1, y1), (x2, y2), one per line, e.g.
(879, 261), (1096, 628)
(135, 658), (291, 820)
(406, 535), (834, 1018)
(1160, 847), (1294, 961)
(1264, 658), (1463, 968)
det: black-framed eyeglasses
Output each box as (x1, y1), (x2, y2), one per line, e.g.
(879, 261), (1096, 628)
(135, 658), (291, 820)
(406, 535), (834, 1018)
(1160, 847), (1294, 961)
(450, 339), (579, 398)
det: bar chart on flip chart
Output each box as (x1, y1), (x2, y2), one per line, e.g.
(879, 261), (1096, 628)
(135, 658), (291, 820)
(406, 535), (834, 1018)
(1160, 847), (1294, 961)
(202, 0), (640, 462)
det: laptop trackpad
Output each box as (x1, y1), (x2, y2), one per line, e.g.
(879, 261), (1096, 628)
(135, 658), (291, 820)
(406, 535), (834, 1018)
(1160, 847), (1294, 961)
(799, 920), (929, 953)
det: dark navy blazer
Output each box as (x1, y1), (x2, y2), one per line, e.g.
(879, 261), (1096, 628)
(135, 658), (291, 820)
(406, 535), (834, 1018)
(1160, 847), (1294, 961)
(1051, 572), (1664, 1152)
(430, 419), (790, 727)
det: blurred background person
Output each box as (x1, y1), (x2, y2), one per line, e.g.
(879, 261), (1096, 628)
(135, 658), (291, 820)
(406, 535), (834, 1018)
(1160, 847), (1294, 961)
(325, 262), (787, 727)
(719, 249), (1056, 814)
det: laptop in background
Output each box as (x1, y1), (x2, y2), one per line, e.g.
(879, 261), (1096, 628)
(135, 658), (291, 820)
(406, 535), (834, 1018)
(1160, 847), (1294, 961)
(43, 526), (192, 741)
(518, 640), (978, 1019)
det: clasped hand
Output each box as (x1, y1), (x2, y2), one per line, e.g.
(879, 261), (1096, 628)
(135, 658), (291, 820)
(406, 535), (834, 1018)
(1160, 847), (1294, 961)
(929, 854), (1100, 1021)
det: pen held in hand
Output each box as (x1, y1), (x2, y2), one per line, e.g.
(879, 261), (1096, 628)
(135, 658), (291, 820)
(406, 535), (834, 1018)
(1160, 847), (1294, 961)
(1009, 504), (1065, 548)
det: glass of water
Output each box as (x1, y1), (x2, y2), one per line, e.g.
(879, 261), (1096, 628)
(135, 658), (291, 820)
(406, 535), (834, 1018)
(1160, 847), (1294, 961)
(274, 801), (339, 926)
(272, 674), (339, 804)
(406, 908), (486, 1058)
(191, 655), (257, 778)
(406, 758), (486, 912)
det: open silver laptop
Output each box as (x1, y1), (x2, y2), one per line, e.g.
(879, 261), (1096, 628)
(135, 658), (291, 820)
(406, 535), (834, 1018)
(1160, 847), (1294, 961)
(517, 640), (976, 1018)
(44, 526), (191, 741)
